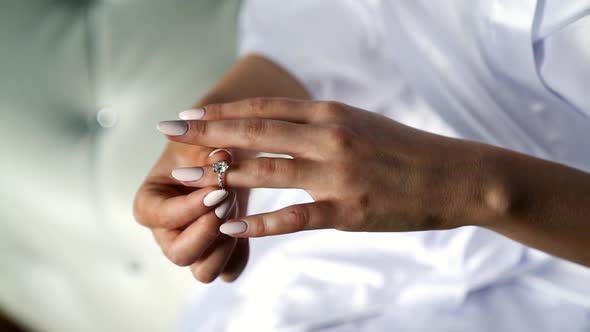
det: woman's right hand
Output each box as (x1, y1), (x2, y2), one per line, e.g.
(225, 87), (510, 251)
(133, 141), (249, 283)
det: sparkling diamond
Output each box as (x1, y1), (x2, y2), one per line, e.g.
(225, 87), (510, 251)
(212, 160), (229, 174)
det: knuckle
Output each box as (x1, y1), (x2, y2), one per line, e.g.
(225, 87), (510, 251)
(154, 208), (174, 229)
(191, 265), (217, 284)
(239, 118), (268, 142)
(248, 217), (266, 237)
(324, 126), (354, 151)
(320, 101), (343, 118)
(190, 119), (208, 137)
(132, 198), (147, 226)
(284, 205), (309, 231)
(195, 220), (222, 243)
(203, 103), (222, 119)
(152, 233), (165, 252)
(254, 157), (278, 178)
(332, 162), (356, 188)
(200, 226), (221, 243)
(166, 247), (192, 267)
(133, 188), (155, 227)
(247, 97), (270, 114)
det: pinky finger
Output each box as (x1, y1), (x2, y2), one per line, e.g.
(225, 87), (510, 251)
(190, 235), (236, 283)
(220, 238), (249, 282)
(219, 201), (336, 238)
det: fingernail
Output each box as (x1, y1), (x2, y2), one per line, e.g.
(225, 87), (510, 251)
(208, 148), (233, 160)
(179, 108), (204, 120)
(203, 189), (228, 207)
(214, 194), (235, 219)
(171, 167), (203, 182)
(220, 221), (247, 235)
(157, 121), (188, 136)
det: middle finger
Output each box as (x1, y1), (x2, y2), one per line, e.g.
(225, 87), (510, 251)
(157, 119), (322, 157)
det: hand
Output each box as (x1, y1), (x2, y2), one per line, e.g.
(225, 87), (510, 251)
(133, 140), (249, 283)
(156, 98), (482, 237)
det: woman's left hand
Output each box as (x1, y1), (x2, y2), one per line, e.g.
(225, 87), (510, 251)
(157, 98), (487, 237)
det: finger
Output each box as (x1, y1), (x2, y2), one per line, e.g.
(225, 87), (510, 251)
(202, 98), (348, 125)
(136, 184), (229, 229)
(171, 157), (319, 189)
(177, 109), (236, 164)
(190, 235), (237, 283)
(220, 204), (249, 282)
(157, 119), (320, 156)
(219, 201), (337, 238)
(152, 228), (180, 253)
(152, 192), (236, 266)
(170, 147), (233, 187)
(153, 210), (221, 267)
(177, 107), (242, 164)
(203, 98), (310, 123)
(220, 238), (249, 282)
(213, 191), (237, 220)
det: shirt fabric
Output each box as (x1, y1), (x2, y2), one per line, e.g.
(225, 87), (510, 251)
(179, 1), (590, 331)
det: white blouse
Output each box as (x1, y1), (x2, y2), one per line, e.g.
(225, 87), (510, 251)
(239, 0), (590, 171)
(180, 1), (590, 331)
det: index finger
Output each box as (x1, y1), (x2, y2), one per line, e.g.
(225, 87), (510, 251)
(157, 118), (321, 157)
(200, 98), (348, 125)
(202, 98), (310, 123)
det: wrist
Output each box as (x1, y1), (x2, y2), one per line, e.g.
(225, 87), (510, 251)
(426, 139), (512, 229)
(455, 141), (516, 229)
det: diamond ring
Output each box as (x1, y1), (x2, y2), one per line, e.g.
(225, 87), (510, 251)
(212, 160), (229, 189)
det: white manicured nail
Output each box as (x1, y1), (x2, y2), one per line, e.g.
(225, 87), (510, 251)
(220, 221), (247, 235)
(171, 167), (203, 182)
(203, 189), (228, 207)
(157, 121), (188, 136)
(215, 194), (235, 219)
(179, 108), (204, 120)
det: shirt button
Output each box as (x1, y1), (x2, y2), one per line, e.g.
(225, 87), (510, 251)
(96, 106), (118, 128)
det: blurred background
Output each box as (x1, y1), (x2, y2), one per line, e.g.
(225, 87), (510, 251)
(0, 0), (241, 330)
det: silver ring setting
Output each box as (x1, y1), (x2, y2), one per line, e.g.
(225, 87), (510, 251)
(212, 160), (229, 189)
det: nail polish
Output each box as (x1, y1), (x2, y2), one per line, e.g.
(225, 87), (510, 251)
(157, 121), (188, 136)
(215, 194), (235, 219)
(203, 189), (228, 207)
(171, 167), (203, 182)
(179, 108), (204, 120)
(220, 221), (247, 235)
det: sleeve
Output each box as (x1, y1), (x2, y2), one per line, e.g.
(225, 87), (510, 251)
(237, 0), (384, 103)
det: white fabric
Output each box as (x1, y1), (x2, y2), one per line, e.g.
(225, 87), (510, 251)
(179, 0), (590, 331)
(0, 1), (242, 331)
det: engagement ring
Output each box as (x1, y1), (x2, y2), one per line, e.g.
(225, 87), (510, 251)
(212, 160), (229, 189)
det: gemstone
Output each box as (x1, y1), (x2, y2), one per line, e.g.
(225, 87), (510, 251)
(212, 160), (229, 174)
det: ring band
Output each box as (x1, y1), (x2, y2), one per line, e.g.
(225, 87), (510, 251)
(212, 160), (229, 189)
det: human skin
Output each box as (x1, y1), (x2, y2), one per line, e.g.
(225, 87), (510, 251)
(157, 97), (590, 268)
(133, 55), (309, 283)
